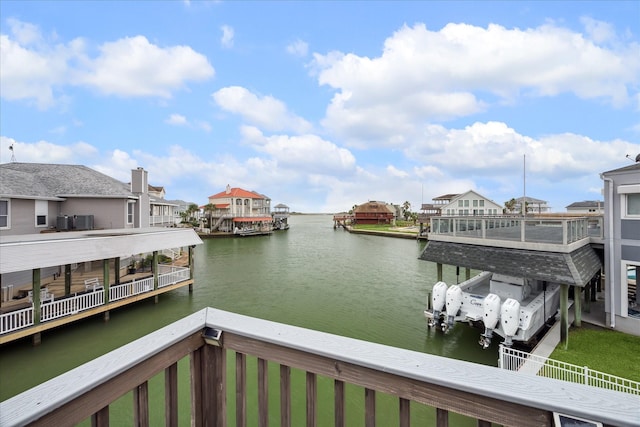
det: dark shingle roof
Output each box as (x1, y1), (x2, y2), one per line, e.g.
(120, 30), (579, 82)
(0, 163), (132, 198)
(566, 201), (603, 208)
(419, 241), (601, 287)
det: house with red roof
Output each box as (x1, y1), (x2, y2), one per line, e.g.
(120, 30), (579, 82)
(205, 185), (272, 235)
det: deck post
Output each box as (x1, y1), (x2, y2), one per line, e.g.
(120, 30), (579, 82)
(189, 246), (195, 293)
(437, 263), (443, 282)
(153, 251), (159, 291)
(584, 281), (591, 313)
(114, 258), (121, 286)
(560, 284), (569, 349)
(32, 268), (41, 325)
(102, 259), (109, 298)
(466, 268), (471, 281)
(64, 264), (71, 295)
(574, 286), (582, 327)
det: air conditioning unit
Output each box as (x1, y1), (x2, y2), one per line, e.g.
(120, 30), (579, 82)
(57, 216), (72, 231)
(74, 215), (94, 230)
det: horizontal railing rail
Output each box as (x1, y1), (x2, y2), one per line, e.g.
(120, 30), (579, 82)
(1, 308), (637, 427)
(499, 345), (640, 395)
(109, 277), (154, 302)
(158, 267), (190, 288)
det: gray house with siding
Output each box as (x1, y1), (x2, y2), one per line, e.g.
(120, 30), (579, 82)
(0, 163), (151, 236)
(601, 161), (640, 334)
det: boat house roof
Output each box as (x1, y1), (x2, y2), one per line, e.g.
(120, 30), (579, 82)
(419, 241), (601, 287)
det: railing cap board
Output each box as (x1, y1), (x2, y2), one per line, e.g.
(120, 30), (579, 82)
(0, 309), (207, 426)
(2, 308), (638, 427)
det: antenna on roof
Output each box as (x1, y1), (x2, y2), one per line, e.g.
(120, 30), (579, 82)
(626, 153), (640, 163)
(9, 143), (16, 162)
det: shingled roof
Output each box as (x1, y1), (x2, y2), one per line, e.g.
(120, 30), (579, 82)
(419, 241), (601, 287)
(0, 163), (132, 199)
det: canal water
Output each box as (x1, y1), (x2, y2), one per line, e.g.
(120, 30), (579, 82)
(0, 214), (500, 423)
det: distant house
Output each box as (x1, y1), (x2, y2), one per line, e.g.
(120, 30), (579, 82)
(566, 200), (604, 214)
(206, 185), (272, 233)
(353, 201), (396, 224)
(0, 163), (155, 236)
(514, 196), (550, 214)
(438, 190), (502, 216)
(601, 161), (640, 335)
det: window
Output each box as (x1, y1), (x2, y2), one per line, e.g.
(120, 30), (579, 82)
(458, 200), (463, 207)
(479, 200), (485, 207)
(464, 200), (469, 207)
(473, 200), (478, 207)
(0, 199), (9, 228)
(35, 200), (48, 228)
(127, 202), (134, 224)
(627, 193), (640, 216)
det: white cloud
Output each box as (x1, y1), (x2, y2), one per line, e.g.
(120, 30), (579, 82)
(0, 136), (98, 164)
(0, 23), (215, 107)
(220, 25), (234, 48)
(213, 86), (312, 133)
(313, 22), (640, 147)
(80, 36), (215, 98)
(166, 114), (188, 126)
(240, 126), (356, 175)
(286, 39), (308, 57)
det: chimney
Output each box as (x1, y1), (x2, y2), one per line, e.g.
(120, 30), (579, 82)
(131, 167), (148, 194)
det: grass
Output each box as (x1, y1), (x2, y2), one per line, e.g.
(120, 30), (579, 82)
(549, 324), (640, 382)
(352, 221), (418, 233)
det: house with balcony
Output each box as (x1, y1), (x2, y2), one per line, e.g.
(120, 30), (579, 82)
(514, 196), (551, 214)
(0, 162), (202, 344)
(438, 190), (502, 216)
(206, 185), (273, 234)
(601, 161), (640, 334)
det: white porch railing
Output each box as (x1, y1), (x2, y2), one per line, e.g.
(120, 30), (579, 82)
(109, 277), (154, 302)
(40, 291), (105, 322)
(158, 267), (190, 288)
(499, 345), (640, 395)
(0, 306), (34, 334)
(1, 267), (191, 335)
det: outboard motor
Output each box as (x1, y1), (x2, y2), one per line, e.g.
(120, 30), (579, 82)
(479, 293), (500, 349)
(444, 284), (463, 333)
(500, 298), (521, 347)
(429, 281), (448, 328)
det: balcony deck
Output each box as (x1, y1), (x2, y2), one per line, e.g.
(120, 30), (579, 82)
(1, 308), (637, 427)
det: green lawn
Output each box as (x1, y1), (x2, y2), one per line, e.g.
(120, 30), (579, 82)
(352, 222), (418, 233)
(549, 325), (640, 382)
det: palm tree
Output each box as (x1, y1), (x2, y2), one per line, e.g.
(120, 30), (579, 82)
(203, 203), (216, 230)
(504, 198), (517, 214)
(402, 201), (411, 221)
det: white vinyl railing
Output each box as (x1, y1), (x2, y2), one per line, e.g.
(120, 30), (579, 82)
(0, 306), (34, 334)
(158, 267), (190, 288)
(109, 277), (154, 302)
(499, 345), (640, 395)
(40, 291), (105, 322)
(1, 266), (191, 335)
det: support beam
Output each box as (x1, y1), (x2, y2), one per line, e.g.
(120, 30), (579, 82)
(32, 268), (41, 325)
(65, 264), (71, 295)
(437, 263), (443, 282)
(560, 284), (569, 349)
(574, 286), (582, 328)
(152, 251), (159, 291)
(189, 246), (195, 292)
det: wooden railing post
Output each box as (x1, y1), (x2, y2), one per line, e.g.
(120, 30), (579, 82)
(258, 358), (268, 427)
(399, 397), (410, 427)
(280, 365), (291, 427)
(306, 372), (317, 427)
(365, 388), (375, 427)
(436, 407), (448, 427)
(335, 380), (345, 427)
(165, 363), (178, 427)
(236, 353), (247, 427)
(133, 381), (149, 427)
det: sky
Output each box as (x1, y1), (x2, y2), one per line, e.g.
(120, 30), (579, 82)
(1, 1), (639, 213)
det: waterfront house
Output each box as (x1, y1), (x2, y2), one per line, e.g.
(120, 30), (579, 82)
(438, 190), (502, 216)
(0, 163), (203, 344)
(352, 201), (396, 224)
(206, 185), (272, 233)
(566, 200), (604, 214)
(601, 161), (640, 334)
(514, 196), (551, 214)
(272, 203), (291, 230)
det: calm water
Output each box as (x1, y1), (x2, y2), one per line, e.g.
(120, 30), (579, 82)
(0, 214), (499, 416)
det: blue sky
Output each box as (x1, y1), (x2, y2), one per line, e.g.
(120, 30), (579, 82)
(1, 1), (638, 213)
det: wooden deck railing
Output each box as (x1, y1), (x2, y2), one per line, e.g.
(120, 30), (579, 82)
(1, 308), (637, 427)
